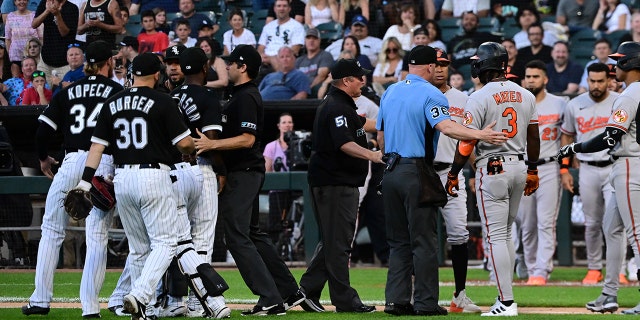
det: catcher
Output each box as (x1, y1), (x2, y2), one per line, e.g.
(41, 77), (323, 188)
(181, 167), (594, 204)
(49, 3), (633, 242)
(24, 40), (125, 319)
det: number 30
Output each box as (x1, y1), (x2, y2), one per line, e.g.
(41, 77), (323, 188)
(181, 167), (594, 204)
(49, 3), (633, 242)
(114, 117), (148, 149)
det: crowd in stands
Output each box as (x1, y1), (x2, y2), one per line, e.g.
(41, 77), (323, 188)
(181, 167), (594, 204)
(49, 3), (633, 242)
(0, 0), (639, 106)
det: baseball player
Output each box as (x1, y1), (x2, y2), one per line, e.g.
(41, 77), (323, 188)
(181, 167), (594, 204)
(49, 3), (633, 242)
(69, 52), (195, 320)
(23, 41), (123, 318)
(446, 42), (540, 317)
(557, 42), (640, 315)
(428, 48), (481, 313)
(561, 62), (624, 313)
(517, 60), (566, 285)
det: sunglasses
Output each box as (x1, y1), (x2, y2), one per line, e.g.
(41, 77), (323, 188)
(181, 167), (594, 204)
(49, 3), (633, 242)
(32, 70), (45, 78)
(385, 48), (399, 54)
(68, 43), (81, 49)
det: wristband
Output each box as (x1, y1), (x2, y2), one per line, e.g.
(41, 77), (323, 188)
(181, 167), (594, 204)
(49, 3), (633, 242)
(560, 168), (569, 174)
(81, 166), (96, 183)
(525, 160), (538, 171)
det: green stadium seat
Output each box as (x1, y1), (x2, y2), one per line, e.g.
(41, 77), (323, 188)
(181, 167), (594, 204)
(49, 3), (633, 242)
(604, 30), (629, 51)
(502, 17), (521, 40)
(166, 12), (183, 24)
(438, 18), (461, 43)
(316, 22), (343, 49)
(128, 14), (141, 24)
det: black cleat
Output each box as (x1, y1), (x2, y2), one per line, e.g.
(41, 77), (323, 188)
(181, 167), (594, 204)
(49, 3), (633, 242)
(241, 303), (286, 316)
(414, 305), (448, 316)
(283, 289), (306, 310)
(300, 298), (325, 312)
(123, 294), (148, 320)
(82, 313), (101, 319)
(384, 303), (415, 315)
(336, 304), (376, 313)
(21, 303), (50, 315)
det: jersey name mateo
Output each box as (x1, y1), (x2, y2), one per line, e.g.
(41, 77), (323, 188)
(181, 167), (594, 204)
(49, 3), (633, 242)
(492, 91), (522, 105)
(108, 95), (155, 114)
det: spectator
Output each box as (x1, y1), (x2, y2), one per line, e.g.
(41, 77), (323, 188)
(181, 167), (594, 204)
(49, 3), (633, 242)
(305, 0), (338, 28)
(258, 0), (306, 70)
(171, 0), (217, 38)
(340, 35), (374, 83)
(512, 5), (559, 49)
(137, 10), (170, 54)
(51, 43), (85, 95)
(266, 0), (305, 24)
(440, 0), (490, 18)
(503, 38), (526, 82)
(77, 0), (124, 46)
(546, 41), (583, 94)
(264, 112), (294, 172)
(153, 7), (171, 35)
(372, 36), (403, 95)
(115, 6), (132, 44)
(423, 19), (446, 51)
(578, 38), (616, 93)
(449, 70), (464, 91)
(23, 37), (42, 65)
(197, 20), (216, 39)
(111, 53), (126, 86)
(4, 0), (41, 64)
(1, 57), (38, 105)
(295, 28), (334, 95)
(0, 42), (12, 83)
(517, 24), (553, 64)
(338, 0), (368, 32)
(1, 0), (39, 23)
(326, 15), (382, 65)
(129, 0), (178, 16)
(620, 11), (640, 43)
(21, 70), (52, 105)
(171, 19), (197, 47)
(32, 0), (79, 85)
(119, 35), (139, 66)
(592, 0), (631, 33)
(400, 26), (429, 80)
(259, 46), (310, 100)
(196, 37), (229, 94)
(222, 9), (256, 55)
(447, 11), (501, 69)
(382, 2), (420, 51)
(557, 0), (599, 32)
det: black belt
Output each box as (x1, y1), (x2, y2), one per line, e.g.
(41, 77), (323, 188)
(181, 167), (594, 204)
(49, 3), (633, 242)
(116, 163), (162, 169)
(398, 158), (419, 165)
(433, 162), (452, 171)
(580, 160), (613, 167)
(536, 156), (557, 165)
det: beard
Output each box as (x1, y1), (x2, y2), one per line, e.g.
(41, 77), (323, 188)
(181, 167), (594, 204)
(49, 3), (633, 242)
(527, 86), (542, 96)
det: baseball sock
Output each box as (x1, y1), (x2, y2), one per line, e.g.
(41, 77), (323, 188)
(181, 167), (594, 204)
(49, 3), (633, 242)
(451, 243), (468, 296)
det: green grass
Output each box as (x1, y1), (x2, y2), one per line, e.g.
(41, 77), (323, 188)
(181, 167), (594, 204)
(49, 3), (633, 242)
(0, 267), (639, 319)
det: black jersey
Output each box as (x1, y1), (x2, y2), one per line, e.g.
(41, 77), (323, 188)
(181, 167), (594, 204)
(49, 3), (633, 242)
(83, 0), (117, 45)
(171, 84), (222, 136)
(91, 86), (191, 165)
(39, 75), (123, 151)
(220, 82), (265, 172)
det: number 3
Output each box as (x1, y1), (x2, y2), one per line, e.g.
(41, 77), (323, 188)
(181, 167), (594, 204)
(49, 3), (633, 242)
(502, 107), (518, 138)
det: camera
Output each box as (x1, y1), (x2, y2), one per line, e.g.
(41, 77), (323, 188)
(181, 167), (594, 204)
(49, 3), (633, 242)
(283, 130), (312, 171)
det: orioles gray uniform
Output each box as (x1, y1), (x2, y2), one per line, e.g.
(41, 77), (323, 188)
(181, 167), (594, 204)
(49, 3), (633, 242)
(464, 80), (537, 303)
(517, 92), (566, 280)
(561, 91), (624, 296)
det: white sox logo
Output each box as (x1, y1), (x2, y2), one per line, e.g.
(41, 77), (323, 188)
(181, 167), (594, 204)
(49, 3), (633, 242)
(171, 46), (180, 56)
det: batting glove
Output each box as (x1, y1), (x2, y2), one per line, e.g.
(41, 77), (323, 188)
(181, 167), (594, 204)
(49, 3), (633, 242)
(524, 169), (539, 196)
(445, 172), (459, 197)
(556, 143), (578, 161)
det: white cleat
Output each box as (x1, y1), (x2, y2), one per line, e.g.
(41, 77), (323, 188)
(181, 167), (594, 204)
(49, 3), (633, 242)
(481, 298), (518, 317)
(450, 289), (482, 313)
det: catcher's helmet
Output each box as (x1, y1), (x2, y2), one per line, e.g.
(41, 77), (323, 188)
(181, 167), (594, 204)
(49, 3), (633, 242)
(609, 41), (640, 72)
(470, 42), (508, 78)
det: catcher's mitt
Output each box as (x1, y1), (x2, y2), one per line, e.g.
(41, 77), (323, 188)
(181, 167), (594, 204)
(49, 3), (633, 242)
(64, 189), (92, 220)
(90, 176), (116, 211)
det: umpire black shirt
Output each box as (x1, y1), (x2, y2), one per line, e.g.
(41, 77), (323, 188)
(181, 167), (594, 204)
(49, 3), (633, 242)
(308, 86), (368, 187)
(220, 81), (265, 172)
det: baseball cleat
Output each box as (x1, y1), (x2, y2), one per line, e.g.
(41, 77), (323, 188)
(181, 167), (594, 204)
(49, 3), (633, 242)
(186, 306), (205, 318)
(628, 259), (638, 281)
(211, 306), (232, 318)
(21, 303), (50, 315)
(582, 270), (603, 284)
(526, 276), (546, 286)
(108, 305), (131, 316)
(157, 305), (187, 317)
(123, 294), (148, 320)
(623, 302), (640, 315)
(586, 294), (618, 313)
(300, 297), (325, 312)
(241, 303), (286, 316)
(283, 289), (306, 310)
(620, 273), (630, 285)
(450, 289), (481, 313)
(481, 298), (517, 317)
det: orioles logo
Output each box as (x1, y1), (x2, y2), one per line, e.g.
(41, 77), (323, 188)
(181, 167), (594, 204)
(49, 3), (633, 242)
(612, 109), (628, 123)
(463, 111), (473, 126)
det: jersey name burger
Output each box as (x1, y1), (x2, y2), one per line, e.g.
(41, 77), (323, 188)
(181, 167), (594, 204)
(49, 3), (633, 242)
(108, 95), (155, 115)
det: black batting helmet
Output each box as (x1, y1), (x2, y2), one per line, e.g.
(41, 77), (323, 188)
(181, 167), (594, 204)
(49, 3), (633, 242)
(609, 41), (640, 71)
(470, 42), (508, 78)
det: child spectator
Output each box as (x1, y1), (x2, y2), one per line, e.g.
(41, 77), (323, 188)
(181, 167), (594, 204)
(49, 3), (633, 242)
(171, 19), (196, 47)
(137, 9), (169, 53)
(153, 7), (171, 35)
(449, 70), (465, 91)
(21, 70), (51, 105)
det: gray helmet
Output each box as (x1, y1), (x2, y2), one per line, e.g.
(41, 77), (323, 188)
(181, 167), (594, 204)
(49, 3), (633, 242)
(470, 42), (508, 78)
(609, 41), (640, 72)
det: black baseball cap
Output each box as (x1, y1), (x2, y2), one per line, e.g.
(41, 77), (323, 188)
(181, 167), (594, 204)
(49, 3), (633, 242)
(180, 47), (208, 75)
(413, 26), (428, 37)
(221, 44), (261, 71)
(199, 20), (213, 30)
(120, 36), (138, 50)
(165, 44), (186, 62)
(408, 45), (437, 65)
(132, 53), (162, 76)
(351, 14), (368, 27)
(86, 40), (113, 63)
(330, 58), (370, 79)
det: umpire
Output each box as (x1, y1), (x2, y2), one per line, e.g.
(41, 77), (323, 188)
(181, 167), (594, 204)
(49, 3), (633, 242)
(299, 58), (383, 313)
(377, 45), (508, 316)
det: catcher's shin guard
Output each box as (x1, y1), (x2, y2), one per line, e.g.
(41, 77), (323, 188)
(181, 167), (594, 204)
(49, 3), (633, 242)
(167, 258), (189, 297)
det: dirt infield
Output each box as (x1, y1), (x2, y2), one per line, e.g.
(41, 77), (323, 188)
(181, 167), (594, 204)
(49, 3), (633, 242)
(0, 302), (597, 314)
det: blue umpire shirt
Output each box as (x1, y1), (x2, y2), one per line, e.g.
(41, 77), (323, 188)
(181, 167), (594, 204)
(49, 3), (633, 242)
(377, 74), (451, 158)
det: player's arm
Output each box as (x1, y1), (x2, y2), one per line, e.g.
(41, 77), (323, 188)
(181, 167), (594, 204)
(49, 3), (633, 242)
(75, 142), (106, 192)
(340, 141), (383, 163)
(35, 122), (59, 179)
(559, 133), (575, 193)
(526, 123), (540, 164)
(445, 141), (472, 197)
(203, 129), (227, 193)
(435, 119), (508, 145)
(176, 135), (195, 155)
(376, 130), (385, 153)
(557, 126), (625, 158)
(194, 130), (255, 154)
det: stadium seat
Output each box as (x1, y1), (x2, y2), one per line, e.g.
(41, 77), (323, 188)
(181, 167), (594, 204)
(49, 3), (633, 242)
(456, 64), (473, 91)
(502, 17), (521, 39)
(166, 12), (183, 24)
(439, 18), (461, 42)
(604, 30), (629, 51)
(230, 0), (253, 9)
(124, 23), (141, 37)
(248, 9), (269, 40)
(316, 22), (344, 49)
(128, 14), (141, 24)
(198, 10), (219, 23)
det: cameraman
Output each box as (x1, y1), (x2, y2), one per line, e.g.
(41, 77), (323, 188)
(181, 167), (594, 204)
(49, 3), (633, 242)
(264, 113), (294, 172)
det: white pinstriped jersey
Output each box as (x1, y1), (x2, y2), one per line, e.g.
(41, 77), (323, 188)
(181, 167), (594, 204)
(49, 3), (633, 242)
(607, 82), (640, 157)
(536, 93), (567, 159)
(464, 80), (538, 162)
(561, 91), (618, 162)
(434, 87), (468, 163)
